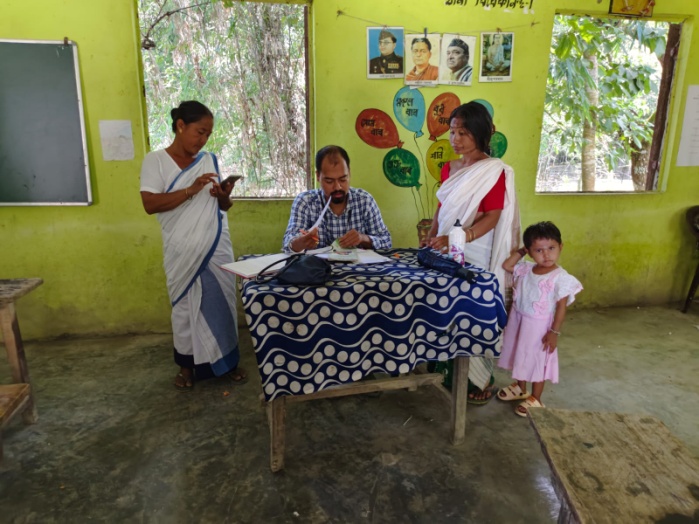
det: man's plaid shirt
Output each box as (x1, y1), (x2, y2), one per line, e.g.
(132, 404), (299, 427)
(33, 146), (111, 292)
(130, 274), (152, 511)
(282, 188), (392, 252)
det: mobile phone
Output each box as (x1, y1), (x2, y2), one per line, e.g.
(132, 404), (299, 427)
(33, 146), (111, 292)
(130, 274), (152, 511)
(221, 175), (243, 187)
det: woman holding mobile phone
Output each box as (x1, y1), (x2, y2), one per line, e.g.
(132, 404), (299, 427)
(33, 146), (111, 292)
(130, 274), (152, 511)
(139, 100), (247, 390)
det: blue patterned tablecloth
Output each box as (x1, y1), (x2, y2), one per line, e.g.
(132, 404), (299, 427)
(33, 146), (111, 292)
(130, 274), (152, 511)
(241, 249), (507, 401)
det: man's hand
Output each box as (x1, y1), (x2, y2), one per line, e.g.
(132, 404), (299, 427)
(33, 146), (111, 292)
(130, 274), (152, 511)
(290, 227), (319, 252)
(338, 229), (370, 249)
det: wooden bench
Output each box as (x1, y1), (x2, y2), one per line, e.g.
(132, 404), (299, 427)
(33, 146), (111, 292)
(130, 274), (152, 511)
(0, 278), (42, 462)
(0, 384), (32, 461)
(528, 408), (699, 523)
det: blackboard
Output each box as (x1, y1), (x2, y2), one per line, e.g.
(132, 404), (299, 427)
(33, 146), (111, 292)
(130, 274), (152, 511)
(0, 40), (92, 206)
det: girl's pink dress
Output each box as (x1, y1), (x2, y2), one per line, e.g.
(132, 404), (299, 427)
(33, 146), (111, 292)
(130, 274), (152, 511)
(498, 261), (582, 383)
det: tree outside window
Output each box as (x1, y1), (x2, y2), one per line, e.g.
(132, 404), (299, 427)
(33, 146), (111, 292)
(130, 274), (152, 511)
(138, 0), (309, 198)
(537, 15), (679, 193)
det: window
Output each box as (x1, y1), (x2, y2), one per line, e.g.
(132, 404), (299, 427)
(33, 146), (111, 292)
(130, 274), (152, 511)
(138, 0), (309, 197)
(537, 15), (681, 193)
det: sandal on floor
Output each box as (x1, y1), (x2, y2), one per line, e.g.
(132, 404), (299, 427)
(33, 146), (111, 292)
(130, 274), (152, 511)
(174, 372), (193, 391)
(467, 385), (499, 405)
(515, 396), (544, 417)
(497, 382), (529, 402)
(227, 367), (248, 386)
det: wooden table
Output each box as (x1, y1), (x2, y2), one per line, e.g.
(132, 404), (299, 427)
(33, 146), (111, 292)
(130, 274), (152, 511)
(240, 249), (506, 472)
(266, 357), (469, 472)
(0, 278), (42, 461)
(528, 408), (699, 524)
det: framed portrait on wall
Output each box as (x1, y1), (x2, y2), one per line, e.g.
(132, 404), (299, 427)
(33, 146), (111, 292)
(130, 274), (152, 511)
(609, 0), (655, 17)
(479, 32), (514, 83)
(404, 33), (440, 86)
(367, 27), (404, 79)
(439, 34), (477, 86)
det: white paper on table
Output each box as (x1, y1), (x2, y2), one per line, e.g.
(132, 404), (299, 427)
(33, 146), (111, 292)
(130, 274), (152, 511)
(99, 120), (134, 161)
(220, 253), (289, 279)
(313, 249), (390, 264)
(677, 85), (699, 167)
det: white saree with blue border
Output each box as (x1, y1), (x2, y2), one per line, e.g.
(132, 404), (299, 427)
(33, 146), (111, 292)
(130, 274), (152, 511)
(147, 150), (239, 376)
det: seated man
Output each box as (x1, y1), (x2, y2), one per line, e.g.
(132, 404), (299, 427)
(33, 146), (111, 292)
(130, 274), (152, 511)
(283, 145), (392, 253)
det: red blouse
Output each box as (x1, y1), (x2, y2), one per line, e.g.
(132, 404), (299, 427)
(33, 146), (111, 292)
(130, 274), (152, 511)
(440, 162), (506, 212)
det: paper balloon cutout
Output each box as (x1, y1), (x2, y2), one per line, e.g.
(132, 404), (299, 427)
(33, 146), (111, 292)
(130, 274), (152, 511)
(472, 98), (494, 118)
(393, 87), (425, 138)
(383, 148), (420, 188)
(490, 131), (508, 158)
(426, 139), (459, 182)
(427, 93), (460, 141)
(355, 109), (403, 149)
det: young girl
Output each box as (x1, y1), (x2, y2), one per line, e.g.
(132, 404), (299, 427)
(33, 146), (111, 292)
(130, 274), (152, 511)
(496, 221), (582, 417)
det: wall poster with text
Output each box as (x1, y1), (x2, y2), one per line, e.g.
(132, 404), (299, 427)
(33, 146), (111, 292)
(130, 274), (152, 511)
(367, 27), (404, 79)
(439, 34), (477, 86)
(479, 32), (514, 83)
(404, 33), (441, 87)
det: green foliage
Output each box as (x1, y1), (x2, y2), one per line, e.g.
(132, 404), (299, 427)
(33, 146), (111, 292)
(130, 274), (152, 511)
(539, 15), (667, 186)
(138, 0), (308, 197)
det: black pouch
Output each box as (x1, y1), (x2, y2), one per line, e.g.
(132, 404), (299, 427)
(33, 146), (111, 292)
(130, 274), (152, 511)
(417, 247), (478, 283)
(256, 253), (332, 286)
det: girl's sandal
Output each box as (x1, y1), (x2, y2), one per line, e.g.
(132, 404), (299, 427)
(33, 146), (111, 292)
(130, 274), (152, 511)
(515, 396), (544, 417)
(497, 382), (529, 401)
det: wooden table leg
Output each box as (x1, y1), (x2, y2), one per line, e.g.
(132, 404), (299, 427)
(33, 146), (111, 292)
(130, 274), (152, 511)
(268, 396), (286, 472)
(0, 303), (38, 424)
(451, 356), (469, 445)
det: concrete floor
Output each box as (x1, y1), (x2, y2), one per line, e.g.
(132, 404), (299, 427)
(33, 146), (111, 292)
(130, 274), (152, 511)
(0, 305), (698, 523)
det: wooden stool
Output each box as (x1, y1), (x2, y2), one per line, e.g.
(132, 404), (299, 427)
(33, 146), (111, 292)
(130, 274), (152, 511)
(0, 278), (42, 462)
(0, 384), (32, 461)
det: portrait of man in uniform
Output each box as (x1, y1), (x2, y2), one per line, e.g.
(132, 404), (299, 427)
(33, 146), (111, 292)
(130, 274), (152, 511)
(367, 27), (404, 79)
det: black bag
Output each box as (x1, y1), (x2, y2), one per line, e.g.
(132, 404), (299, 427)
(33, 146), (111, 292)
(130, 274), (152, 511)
(417, 247), (478, 283)
(256, 253), (332, 286)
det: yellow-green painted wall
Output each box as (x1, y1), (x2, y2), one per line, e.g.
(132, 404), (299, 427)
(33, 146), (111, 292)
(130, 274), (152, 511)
(0, 0), (697, 341)
(311, 0), (699, 307)
(0, 0), (292, 339)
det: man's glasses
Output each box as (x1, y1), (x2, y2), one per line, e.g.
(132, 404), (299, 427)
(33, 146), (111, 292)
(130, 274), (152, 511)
(378, 40), (393, 46)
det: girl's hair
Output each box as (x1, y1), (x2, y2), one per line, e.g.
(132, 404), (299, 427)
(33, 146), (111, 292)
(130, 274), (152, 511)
(170, 101), (213, 133)
(448, 102), (494, 154)
(523, 221), (562, 248)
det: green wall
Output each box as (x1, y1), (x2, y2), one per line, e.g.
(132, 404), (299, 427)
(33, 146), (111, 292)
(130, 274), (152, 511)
(311, 0), (699, 306)
(0, 0), (697, 340)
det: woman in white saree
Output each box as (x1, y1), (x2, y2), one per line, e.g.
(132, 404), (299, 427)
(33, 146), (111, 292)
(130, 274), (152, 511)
(140, 101), (245, 390)
(425, 101), (521, 404)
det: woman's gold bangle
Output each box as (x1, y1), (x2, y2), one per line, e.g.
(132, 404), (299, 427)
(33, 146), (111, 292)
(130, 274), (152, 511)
(185, 187), (192, 200)
(466, 228), (475, 243)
